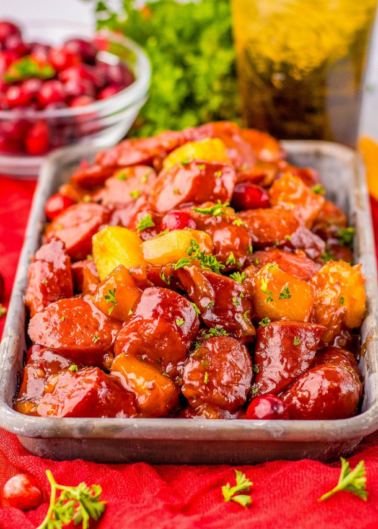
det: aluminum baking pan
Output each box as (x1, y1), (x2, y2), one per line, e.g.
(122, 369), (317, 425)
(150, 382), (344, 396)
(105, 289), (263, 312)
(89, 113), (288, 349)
(0, 140), (377, 464)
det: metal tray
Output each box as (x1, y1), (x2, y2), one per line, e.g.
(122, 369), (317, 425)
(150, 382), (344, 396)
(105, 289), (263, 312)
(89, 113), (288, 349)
(1, 140), (377, 464)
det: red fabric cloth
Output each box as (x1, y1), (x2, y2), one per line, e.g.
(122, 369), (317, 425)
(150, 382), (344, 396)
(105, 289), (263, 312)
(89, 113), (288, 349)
(1, 175), (378, 529)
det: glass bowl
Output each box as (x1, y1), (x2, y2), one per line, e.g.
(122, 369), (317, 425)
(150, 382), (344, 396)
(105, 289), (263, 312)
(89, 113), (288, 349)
(0, 20), (151, 177)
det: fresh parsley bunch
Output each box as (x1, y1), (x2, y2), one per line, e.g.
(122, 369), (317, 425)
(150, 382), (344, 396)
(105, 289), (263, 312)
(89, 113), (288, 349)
(89, 0), (240, 137)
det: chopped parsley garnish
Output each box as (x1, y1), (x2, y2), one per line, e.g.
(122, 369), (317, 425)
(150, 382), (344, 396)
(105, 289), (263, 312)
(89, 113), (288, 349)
(294, 337), (300, 345)
(339, 297), (345, 306)
(243, 310), (250, 321)
(318, 458), (367, 502)
(191, 302), (201, 316)
(232, 297), (240, 307)
(193, 200), (230, 217)
(222, 470), (252, 507)
(202, 327), (228, 339)
(312, 184), (326, 195)
(0, 304), (7, 318)
(253, 365), (259, 373)
(185, 239), (225, 274)
(338, 227), (355, 249)
(61, 316), (65, 321)
(279, 287), (291, 299)
(160, 270), (171, 284)
(104, 288), (118, 315)
(266, 292), (274, 303)
(42, 280), (48, 285)
(157, 229), (169, 238)
(259, 317), (270, 327)
(248, 245), (253, 255)
(226, 252), (236, 266)
(214, 171), (222, 178)
(93, 335), (100, 343)
(176, 318), (185, 327)
(206, 301), (215, 309)
(260, 278), (269, 293)
(181, 158), (192, 165)
(266, 263), (278, 269)
(117, 172), (127, 180)
(69, 365), (78, 372)
(82, 195), (91, 203)
(173, 189), (179, 194)
(240, 293), (244, 298)
(233, 219), (246, 227)
(87, 254), (93, 260)
(174, 257), (192, 270)
(198, 164), (206, 170)
(254, 258), (259, 265)
(274, 241), (279, 247)
(141, 170), (151, 183)
(230, 271), (247, 284)
(321, 251), (334, 263)
(251, 385), (259, 395)
(285, 235), (291, 241)
(204, 372), (209, 384)
(130, 189), (141, 199)
(137, 214), (155, 232)
(128, 309), (133, 316)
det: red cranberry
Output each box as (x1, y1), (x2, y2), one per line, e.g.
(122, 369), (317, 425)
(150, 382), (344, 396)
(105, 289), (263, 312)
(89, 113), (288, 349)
(45, 193), (76, 221)
(0, 272), (4, 301)
(0, 50), (18, 75)
(69, 95), (95, 108)
(26, 344), (44, 362)
(246, 394), (291, 420)
(49, 46), (80, 72)
(5, 85), (29, 108)
(4, 35), (29, 56)
(98, 84), (121, 100)
(0, 119), (29, 142)
(38, 80), (66, 108)
(161, 211), (197, 232)
(231, 183), (270, 211)
(64, 38), (98, 64)
(64, 78), (95, 99)
(0, 21), (21, 46)
(3, 474), (43, 510)
(30, 43), (51, 63)
(59, 64), (104, 89)
(103, 61), (134, 87)
(0, 135), (22, 153)
(25, 121), (49, 155)
(22, 78), (43, 100)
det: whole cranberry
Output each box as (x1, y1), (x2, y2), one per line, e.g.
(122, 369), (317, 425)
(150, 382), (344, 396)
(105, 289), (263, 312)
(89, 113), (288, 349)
(4, 35), (29, 56)
(64, 78), (95, 99)
(30, 43), (51, 63)
(49, 46), (80, 72)
(38, 80), (66, 108)
(0, 135), (23, 153)
(26, 344), (44, 362)
(25, 121), (49, 155)
(246, 394), (291, 420)
(0, 119), (29, 142)
(0, 21), (21, 46)
(59, 64), (103, 88)
(3, 474), (43, 510)
(22, 78), (43, 101)
(98, 84), (121, 100)
(64, 38), (98, 64)
(5, 85), (29, 108)
(69, 95), (95, 108)
(45, 193), (75, 221)
(0, 272), (4, 301)
(103, 61), (134, 88)
(231, 183), (270, 211)
(161, 211), (197, 232)
(0, 50), (18, 75)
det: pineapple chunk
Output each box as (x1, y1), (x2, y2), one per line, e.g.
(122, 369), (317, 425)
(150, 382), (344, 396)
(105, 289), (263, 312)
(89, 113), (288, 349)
(252, 264), (315, 322)
(111, 355), (179, 417)
(92, 265), (141, 321)
(311, 261), (366, 329)
(142, 228), (213, 266)
(93, 226), (146, 280)
(163, 138), (229, 169)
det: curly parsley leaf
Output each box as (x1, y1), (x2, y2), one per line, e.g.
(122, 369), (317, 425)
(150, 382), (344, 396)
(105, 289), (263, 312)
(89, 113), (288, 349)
(222, 470), (252, 508)
(194, 200), (230, 217)
(318, 458), (367, 502)
(230, 271), (247, 284)
(338, 227), (355, 249)
(137, 213), (155, 232)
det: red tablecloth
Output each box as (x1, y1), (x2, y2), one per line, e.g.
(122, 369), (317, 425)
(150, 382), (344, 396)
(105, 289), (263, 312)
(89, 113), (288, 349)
(1, 175), (378, 529)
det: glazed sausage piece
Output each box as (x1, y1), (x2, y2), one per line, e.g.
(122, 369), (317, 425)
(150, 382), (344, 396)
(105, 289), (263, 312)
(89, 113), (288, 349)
(312, 200), (348, 241)
(184, 204), (252, 271)
(70, 163), (118, 189)
(310, 347), (361, 392)
(151, 161), (236, 214)
(269, 173), (325, 229)
(253, 322), (326, 397)
(28, 298), (122, 366)
(277, 163), (321, 187)
(92, 166), (157, 206)
(45, 203), (111, 261)
(36, 367), (137, 418)
(281, 365), (361, 420)
(25, 238), (74, 317)
(244, 248), (320, 282)
(111, 354), (179, 417)
(114, 287), (199, 377)
(127, 206), (163, 241)
(175, 266), (255, 342)
(179, 404), (246, 420)
(71, 259), (99, 292)
(14, 348), (81, 416)
(181, 336), (253, 412)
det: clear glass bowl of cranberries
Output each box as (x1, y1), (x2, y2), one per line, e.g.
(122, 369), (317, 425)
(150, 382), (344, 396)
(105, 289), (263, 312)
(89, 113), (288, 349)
(0, 20), (151, 177)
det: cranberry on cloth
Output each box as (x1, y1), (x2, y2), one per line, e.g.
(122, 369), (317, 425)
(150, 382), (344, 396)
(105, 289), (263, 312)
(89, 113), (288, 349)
(1, 176), (378, 529)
